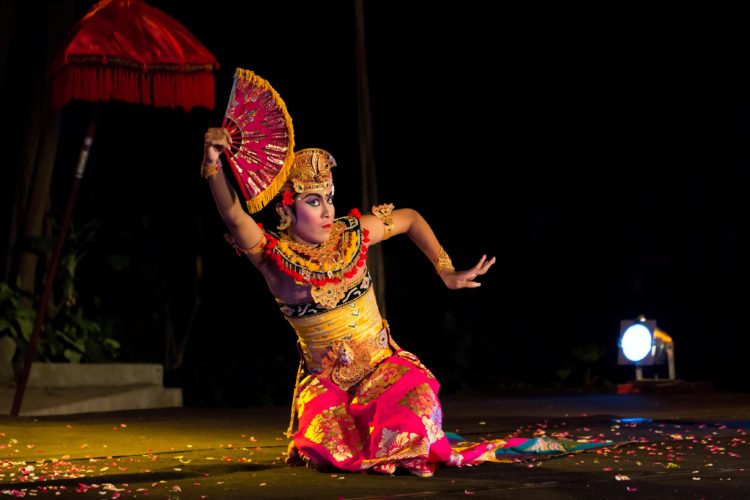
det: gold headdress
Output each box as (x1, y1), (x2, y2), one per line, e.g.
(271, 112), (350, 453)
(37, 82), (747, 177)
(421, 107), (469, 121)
(287, 148), (336, 193)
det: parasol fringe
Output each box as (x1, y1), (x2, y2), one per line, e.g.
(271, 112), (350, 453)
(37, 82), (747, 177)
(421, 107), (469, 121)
(231, 68), (295, 214)
(51, 65), (215, 112)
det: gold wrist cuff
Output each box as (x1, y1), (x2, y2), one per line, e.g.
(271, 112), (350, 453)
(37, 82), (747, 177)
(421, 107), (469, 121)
(371, 203), (395, 240)
(201, 158), (222, 179)
(434, 246), (455, 274)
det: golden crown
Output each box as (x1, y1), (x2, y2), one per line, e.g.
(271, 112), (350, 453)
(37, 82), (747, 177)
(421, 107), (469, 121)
(287, 148), (336, 193)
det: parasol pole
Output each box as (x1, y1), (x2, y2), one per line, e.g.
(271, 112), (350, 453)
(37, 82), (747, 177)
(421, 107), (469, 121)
(11, 105), (99, 417)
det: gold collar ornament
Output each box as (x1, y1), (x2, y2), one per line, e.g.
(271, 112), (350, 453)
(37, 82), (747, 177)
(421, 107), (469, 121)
(267, 216), (368, 309)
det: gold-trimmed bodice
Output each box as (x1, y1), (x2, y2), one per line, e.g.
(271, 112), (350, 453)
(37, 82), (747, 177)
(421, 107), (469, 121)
(282, 286), (392, 390)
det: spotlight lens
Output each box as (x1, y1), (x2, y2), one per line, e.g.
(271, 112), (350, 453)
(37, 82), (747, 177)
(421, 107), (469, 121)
(621, 324), (652, 362)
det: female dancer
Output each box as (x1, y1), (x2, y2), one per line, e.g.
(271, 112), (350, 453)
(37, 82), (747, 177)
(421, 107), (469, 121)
(202, 128), (495, 476)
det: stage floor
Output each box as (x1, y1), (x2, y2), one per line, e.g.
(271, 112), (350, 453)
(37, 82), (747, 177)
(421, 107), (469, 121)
(2, 391), (749, 498)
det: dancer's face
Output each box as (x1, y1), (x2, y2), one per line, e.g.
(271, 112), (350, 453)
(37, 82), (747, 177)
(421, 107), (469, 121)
(289, 186), (335, 245)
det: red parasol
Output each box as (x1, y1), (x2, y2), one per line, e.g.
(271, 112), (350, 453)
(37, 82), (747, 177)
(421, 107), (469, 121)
(12, 0), (218, 416)
(51, 0), (219, 111)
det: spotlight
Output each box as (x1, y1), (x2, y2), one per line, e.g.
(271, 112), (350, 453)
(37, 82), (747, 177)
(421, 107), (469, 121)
(618, 316), (675, 381)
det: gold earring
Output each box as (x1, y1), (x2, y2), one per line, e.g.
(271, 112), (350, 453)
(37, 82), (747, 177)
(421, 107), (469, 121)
(277, 212), (291, 230)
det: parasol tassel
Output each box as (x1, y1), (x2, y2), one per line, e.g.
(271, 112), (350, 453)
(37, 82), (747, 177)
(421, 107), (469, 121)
(52, 65), (215, 112)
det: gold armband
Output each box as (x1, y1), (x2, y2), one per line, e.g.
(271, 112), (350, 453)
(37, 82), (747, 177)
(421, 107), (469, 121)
(225, 233), (266, 256)
(371, 203), (395, 240)
(434, 246), (455, 274)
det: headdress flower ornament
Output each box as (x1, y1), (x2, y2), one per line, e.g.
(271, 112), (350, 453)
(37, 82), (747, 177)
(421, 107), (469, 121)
(281, 189), (295, 206)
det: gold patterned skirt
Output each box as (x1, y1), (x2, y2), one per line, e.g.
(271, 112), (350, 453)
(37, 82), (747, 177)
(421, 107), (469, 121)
(291, 349), (451, 476)
(284, 286), (491, 475)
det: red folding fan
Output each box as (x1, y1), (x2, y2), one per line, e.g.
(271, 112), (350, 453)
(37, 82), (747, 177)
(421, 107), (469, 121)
(222, 69), (295, 213)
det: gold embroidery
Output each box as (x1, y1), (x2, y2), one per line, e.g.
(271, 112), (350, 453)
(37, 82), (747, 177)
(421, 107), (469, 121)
(399, 384), (435, 415)
(359, 427), (430, 470)
(375, 428), (420, 458)
(296, 377), (327, 417)
(374, 428), (429, 460)
(421, 415), (445, 444)
(303, 403), (362, 463)
(399, 383), (445, 444)
(352, 364), (410, 405)
(396, 351), (435, 380)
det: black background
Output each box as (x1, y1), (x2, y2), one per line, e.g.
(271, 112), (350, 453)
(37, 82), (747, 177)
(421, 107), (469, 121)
(2, 2), (750, 404)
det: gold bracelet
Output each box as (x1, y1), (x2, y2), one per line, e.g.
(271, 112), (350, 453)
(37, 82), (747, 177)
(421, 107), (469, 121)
(434, 246), (455, 274)
(371, 203), (395, 240)
(201, 159), (222, 179)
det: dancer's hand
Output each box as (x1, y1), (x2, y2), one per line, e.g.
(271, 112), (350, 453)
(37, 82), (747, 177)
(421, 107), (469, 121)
(203, 128), (231, 165)
(439, 254), (496, 289)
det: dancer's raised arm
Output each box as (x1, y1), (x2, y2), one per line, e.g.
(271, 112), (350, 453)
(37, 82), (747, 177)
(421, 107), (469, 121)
(201, 127), (265, 267)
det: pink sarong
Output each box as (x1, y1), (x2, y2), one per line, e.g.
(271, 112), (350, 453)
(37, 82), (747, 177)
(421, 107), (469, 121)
(292, 350), (489, 476)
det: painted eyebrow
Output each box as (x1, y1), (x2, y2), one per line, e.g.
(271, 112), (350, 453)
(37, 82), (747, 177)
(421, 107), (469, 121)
(301, 193), (323, 200)
(300, 192), (334, 200)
